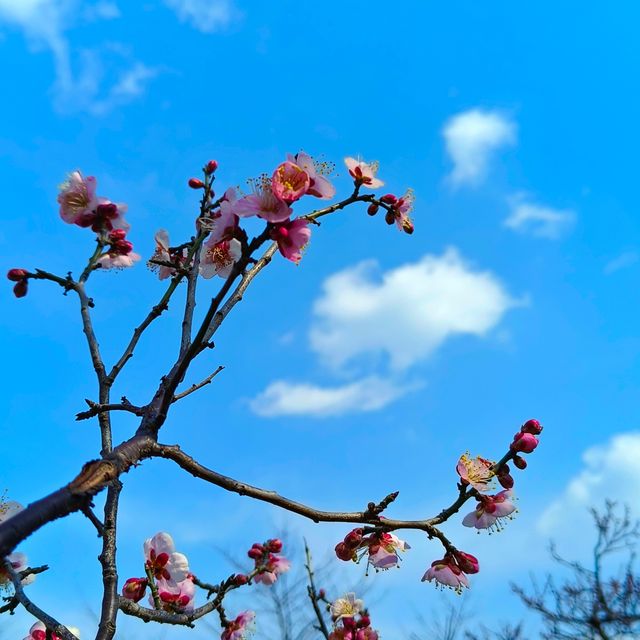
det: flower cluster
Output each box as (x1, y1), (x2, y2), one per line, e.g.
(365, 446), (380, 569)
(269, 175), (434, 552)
(335, 528), (410, 571)
(328, 593), (379, 640)
(23, 621), (80, 640)
(422, 550), (479, 594)
(221, 611), (256, 640)
(247, 538), (290, 585)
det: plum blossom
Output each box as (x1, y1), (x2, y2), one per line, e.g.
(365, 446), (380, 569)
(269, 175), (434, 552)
(234, 177), (292, 223)
(58, 171), (98, 225)
(155, 576), (195, 612)
(456, 453), (495, 492)
(221, 611), (256, 640)
(200, 238), (242, 279)
(287, 151), (336, 199)
(367, 532), (410, 570)
(392, 189), (415, 234)
(344, 157), (384, 189)
(422, 556), (470, 593)
(254, 552), (291, 585)
(0, 552), (35, 585)
(0, 499), (23, 522)
(330, 593), (364, 621)
(97, 230), (140, 270)
(122, 577), (147, 602)
(23, 622), (80, 640)
(272, 161), (311, 202)
(148, 230), (189, 280)
(203, 187), (239, 244)
(462, 489), (517, 531)
(144, 532), (190, 583)
(270, 218), (311, 264)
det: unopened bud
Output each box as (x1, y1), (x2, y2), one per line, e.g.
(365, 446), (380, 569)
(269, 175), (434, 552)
(13, 280), (28, 298)
(7, 268), (28, 282)
(521, 419), (543, 435)
(380, 194), (397, 204)
(205, 160), (219, 174)
(344, 528), (363, 549)
(384, 210), (395, 225)
(247, 547), (263, 560)
(358, 615), (371, 628)
(498, 471), (514, 489)
(334, 541), (353, 562)
(454, 550), (479, 574)
(233, 573), (249, 585)
(367, 203), (379, 216)
(188, 178), (205, 189)
(513, 455), (527, 470)
(109, 229), (127, 241)
(510, 431), (539, 454)
(122, 577), (147, 602)
(318, 588), (326, 599)
(267, 538), (283, 553)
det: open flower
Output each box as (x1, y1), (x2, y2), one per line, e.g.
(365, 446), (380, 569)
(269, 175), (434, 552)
(143, 532), (190, 583)
(272, 161), (311, 202)
(0, 499), (23, 523)
(462, 490), (516, 531)
(0, 552), (34, 586)
(287, 151), (336, 199)
(23, 622), (80, 640)
(456, 453), (495, 492)
(234, 178), (292, 223)
(367, 532), (410, 570)
(58, 171), (98, 225)
(254, 553), (291, 585)
(204, 187), (239, 244)
(270, 218), (311, 264)
(422, 557), (470, 593)
(392, 189), (414, 234)
(344, 157), (384, 189)
(330, 593), (364, 621)
(200, 238), (242, 279)
(155, 577), (195, 612)
(221, 611), (256, 640)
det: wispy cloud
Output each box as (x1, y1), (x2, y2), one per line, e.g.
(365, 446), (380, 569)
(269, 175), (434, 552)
(443, 109), (516, 186)
(164, 0), (242, 33)
(250, 376), (421, 418)
(0, 0), (156, 114)
(504, 196), (576, 239)
(604, 251), (638, 275)
(310, 249), (522, 372)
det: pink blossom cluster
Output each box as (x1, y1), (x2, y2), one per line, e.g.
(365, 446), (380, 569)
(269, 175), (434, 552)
(334, 528), (410, 571)
(328, 592), (379, 640)
(221, 611), (256, 640)
(422, 550), (480, 594)
(23, 622), (80, 640)
(247, 538), (290, 585)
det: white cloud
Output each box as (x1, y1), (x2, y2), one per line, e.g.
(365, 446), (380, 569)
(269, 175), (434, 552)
(604, 251), (638, 275)
(0, 0), (154, 114)
(443, 109), (516, 186)
(164, 0), (241, 32)
(310, 248), (521, 372)
(538, 432), (640, 539)
(249, 376), (420, 418)
(504, 196), (576, 239)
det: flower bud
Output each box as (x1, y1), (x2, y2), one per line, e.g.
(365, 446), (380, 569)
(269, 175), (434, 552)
(247, 547), (263, 560)
(205, 160), (219, 174)
(510, 431), (539, 454)
(109, 229), (127, 241)
(188, 178), (205, 189)
(233, 573), (249, 585)
(335, 541), (353, 562)
(343, 617), (357, 632)
(513, 455), (527, 470)
(344, 528), (363, 549)
(497, 471), (514, 489)
(384, 210), (395, 225)
(318, 588), (326, 599)
(7, 268), (28, 282)
(454, 551), (479, 574)
(13, 280), (28, 298)
(380, 194), (397, 204)
(122, 577), (147, 602)
(266, 538), (283, 553)
(358, 615), (371, 628)
(521, 419), (543, 435)
(367, 203), (379, 216)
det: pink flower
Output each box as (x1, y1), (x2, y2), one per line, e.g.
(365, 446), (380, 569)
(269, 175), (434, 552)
(76, 200), (130, 234)
(58, 171), (98, 225)
(344, 157), (384, 189)
(204, 187), (239, 244)
(462, 490), (516, 531)
(149, 230), (177, 280)
(143, 532), (190, 583)
(510, 431), (539, 454)
(270, 218), (311, 264)
(367, 532), (410, 570)
(392, 189), (414, 234)
(122, 577), (147, 602)
(0, 552), (34, 585)
(200, 238), (242, 279)
(456, 453), (495, 492)
(272, 161), (311, 203)
(155, 577), (195, 612)
(97, 230), (140, 270)
(0, 499), (23, 523)
(422, 557), (470, 593)
(254, 553), (291, 585)
(234, 179), (292, 223)
(287, 151), (336, 199)
(221, 611), (256, 640)
(23, 622), (80, 640)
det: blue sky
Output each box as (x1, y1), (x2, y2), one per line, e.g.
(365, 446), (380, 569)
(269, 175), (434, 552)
(2, 1), (640, 637)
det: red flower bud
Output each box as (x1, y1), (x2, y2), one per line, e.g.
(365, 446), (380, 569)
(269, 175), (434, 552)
(13, 280), (28, 298)
(358, 615), (371, 628)
(205, 160), (219, 174)
(454, 551), (479, 574)
(498, 471), (514, 489)
(344, 528), (364, 549)
(318, 588), (326, 599)
(122, 577), (147, 602)
(510, 431), (539, 454)
(247, 547), (263, 560)
(188, 178), (205, 189)
(334, 541), (353, 562)
(266, 538), (283, 553)
(513, 455), (527, 470)
(367, 203), (379, 216)
(7, 268), (28, 282)
(109, 229), (127, 241)
(384, 210), (395, 225)
(343, 617), (357, 631)
(233, 573), (249, 585)
(521, 419), (543, 435)
(380, 194), (397, 204)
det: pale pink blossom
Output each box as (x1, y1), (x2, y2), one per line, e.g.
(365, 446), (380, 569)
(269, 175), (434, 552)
(272, 161), (311, 202)
(205, 187), (239, 244)
(148, 230), (188, 280)
(0, 552), (34, 585)
(456, 453), (495, 492)
(221, 611), (256, 640)
(97, 252), (141, 269)
(0, 499), (23, 523)
(422, 558), (470, 593)
(155, 577), (195, 612)
(234, 181), (292, 223)
(330, 593), (364, 621)
(254, 553), (290, 585)
(462, 490), (516, 531)
(287, 151), (336, 199)
(270, 218), (311, 264)
(144, 532), (190, 583)
(58, 171), (98, 225)
(200, 238), (242, 279)
(23, 622), (80, 640)
(367, 532), (410, 570)
(393, 189), (415, 234)
(76, 200), (130, 233)
(344, 157), (384, 189)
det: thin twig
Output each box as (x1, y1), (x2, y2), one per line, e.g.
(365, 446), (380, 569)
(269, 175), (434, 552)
(172, 366), (225, 402)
